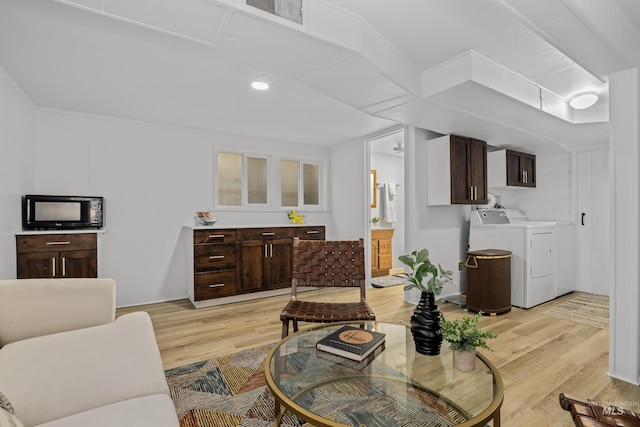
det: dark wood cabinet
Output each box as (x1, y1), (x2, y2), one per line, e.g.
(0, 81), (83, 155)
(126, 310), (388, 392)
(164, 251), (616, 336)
(506, 149), (536, 187)
(16, 233), (97, 279)
(192, 229), (237, 300)
(450, 135), (488, 204)
(427, 134), (487, 205)
(186, 225), (325, 307)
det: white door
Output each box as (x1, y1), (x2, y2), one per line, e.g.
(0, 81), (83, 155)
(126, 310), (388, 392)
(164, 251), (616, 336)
(576, 149), (610, 296)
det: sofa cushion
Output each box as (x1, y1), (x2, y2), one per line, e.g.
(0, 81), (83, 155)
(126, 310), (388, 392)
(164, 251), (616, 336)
(0, 407), (23, 427)
(34, 394), (177, 427)
(0, 312), (170, 427)
(0, 279), (116, 346)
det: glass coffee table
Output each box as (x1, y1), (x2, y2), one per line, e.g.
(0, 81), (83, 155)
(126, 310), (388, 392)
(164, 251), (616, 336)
(264, 322), (503, 427)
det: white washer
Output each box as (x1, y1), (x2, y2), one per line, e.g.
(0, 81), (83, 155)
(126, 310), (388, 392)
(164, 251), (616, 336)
(468, 209), (557, 309)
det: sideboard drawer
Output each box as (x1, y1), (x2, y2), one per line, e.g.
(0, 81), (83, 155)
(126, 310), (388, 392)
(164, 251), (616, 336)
(378, 254), (393, 270)
(194, 230), (237, 244)
(237, 227), (295, 241)
(295, 226), (325, 240)
(194, 271), (237, 300)
(194, 243), (236, 272)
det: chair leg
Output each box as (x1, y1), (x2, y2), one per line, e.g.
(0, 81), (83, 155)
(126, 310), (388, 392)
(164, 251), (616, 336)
(281, 320), (289, 339)
(293, 319), (299, 333)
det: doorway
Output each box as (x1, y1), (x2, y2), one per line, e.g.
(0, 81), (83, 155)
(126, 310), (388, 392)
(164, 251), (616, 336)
(576, 149), (610, 296)
(368, 129), (406, 280)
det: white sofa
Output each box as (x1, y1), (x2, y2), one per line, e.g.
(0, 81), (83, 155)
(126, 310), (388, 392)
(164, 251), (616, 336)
(0, 278), (179, 427)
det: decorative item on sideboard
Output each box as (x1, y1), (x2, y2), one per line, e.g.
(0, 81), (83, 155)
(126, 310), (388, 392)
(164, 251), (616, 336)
(194, 211), (217, 226)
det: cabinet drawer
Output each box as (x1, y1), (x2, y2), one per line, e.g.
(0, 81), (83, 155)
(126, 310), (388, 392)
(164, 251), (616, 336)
(194, 271), (237, 300)
(295, 226), (325, 240)
(378, 254), (392, 270)
(378, 239), (392, 254)
(237, 227), (295, 241)
(194, 243), (236, 272)
(194, 229), (237, 244)
(16, 233), (97, 253)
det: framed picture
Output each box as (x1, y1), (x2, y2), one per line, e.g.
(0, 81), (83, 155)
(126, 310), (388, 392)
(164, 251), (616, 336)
(370, 169), (377, 208)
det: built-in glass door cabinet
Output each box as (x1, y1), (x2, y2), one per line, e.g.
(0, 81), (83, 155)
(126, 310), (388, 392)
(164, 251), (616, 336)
(427, 134), (488, 205)
(185, 225), (325, 308)
(488, 149), (536, 188)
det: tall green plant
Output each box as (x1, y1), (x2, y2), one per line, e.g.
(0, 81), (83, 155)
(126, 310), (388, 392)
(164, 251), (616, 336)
(398, 249), (453, 295)
(439, 310), (497, 352)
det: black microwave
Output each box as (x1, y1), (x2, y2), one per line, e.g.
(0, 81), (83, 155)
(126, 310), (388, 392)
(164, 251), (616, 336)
(22, 195), (105, 230)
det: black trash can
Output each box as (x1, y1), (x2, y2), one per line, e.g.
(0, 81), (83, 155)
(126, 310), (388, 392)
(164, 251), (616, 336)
(464, 249), (512, 315)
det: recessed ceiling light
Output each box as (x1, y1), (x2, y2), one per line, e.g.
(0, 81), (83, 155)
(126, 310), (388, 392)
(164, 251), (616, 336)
(569, 93), (598, 109)
(251, 75), (275, 90)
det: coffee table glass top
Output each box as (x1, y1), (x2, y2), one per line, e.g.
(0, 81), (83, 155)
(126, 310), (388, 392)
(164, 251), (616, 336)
(265, 322), (503, 427)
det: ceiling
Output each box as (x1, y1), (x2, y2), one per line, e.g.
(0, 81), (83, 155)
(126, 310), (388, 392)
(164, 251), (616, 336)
(1, 0), (639, 152)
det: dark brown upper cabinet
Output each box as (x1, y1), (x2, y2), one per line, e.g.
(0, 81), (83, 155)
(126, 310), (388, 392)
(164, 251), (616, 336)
(506, 150), (536, 187)
(488, 149), (536, 188)
(428, 134), (488, 205)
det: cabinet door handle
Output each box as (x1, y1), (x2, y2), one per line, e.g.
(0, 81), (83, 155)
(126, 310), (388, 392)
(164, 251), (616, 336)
(208, 283), (225, 288)
(208, 255), (224, 260)
(581, 212), (586, 226)
(270, 243), (273, 258)
(264, 244), (268, 258)
(62, 256), (66, 277)
(46, 241), (71, 245)
(474, 186), (478, 200)
(52, 258), (56, 277)
(261, 232), (276, 236)
(469, 186), (473, 201)
(306, 230), (318, 234)
(208, 234), (225, 239)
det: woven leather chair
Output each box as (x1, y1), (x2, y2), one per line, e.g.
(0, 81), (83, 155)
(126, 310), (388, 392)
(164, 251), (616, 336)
(279, 238), (376, 338)
(559, 393), (640, 426)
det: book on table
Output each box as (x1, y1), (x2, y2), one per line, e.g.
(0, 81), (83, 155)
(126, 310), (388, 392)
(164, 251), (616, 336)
(316, 325), (386, 361)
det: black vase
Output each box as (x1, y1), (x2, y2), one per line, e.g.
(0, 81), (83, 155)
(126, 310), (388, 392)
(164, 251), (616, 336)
(410, 291), (443, 355)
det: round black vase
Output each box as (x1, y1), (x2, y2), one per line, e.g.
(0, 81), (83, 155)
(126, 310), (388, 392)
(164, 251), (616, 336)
(410, 291), (443, 355)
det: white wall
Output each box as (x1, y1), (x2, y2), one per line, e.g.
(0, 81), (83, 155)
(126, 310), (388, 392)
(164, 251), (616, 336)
(0, 67), (36, 279)
(34, 109), (334, 306)
(489, 151), (573, 222)
(404, 127), (469, 304)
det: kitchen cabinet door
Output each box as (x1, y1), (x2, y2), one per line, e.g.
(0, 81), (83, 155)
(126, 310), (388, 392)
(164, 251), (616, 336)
(449, 136), (487, 204)
(506, 150), (536, 187)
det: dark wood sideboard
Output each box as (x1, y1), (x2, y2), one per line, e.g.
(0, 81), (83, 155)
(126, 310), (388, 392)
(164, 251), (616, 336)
(184, 225), (325, 308)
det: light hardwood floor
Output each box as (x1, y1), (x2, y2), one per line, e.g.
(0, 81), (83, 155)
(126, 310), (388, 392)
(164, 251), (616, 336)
(117, 286), (640, 426)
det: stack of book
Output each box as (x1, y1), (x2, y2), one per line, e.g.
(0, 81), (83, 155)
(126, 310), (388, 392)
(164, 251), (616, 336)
(316, 325), (386, 361)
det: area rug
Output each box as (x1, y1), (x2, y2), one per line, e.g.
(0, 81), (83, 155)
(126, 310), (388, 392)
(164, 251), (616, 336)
(371, 274), (405, 288)
(165, 342), (467, 427)
(542, 292), (609, 329)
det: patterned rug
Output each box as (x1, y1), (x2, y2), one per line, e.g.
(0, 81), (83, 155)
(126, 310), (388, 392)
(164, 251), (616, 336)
(165, 342), (467, 427)
(371, 274), (405, 288)
(542, 292), (609, 329)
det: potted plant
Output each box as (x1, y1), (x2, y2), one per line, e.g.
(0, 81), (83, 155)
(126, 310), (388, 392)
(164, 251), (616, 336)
(371, 216), (381, 227)
(439, 310), (497, 371)
(399, 249), (453, 356)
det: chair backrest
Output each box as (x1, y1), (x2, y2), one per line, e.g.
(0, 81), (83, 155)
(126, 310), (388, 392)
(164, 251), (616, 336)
(291, 237), (366, 298)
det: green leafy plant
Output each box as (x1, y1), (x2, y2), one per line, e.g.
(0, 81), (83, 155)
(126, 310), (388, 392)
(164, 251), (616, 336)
(398, 248), (453, 295)
(439, 310), (497, 352)
(371, 216), (381, 224)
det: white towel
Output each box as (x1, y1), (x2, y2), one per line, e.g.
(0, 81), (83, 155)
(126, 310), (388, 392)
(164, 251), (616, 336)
(383, 183), (397, 223)
(388, 181), (397, 197)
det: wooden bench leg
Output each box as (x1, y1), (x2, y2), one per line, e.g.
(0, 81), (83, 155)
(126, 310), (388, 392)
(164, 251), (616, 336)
(281, 320), (289, 339)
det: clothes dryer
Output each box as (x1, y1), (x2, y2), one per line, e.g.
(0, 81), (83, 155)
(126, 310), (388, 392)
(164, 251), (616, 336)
(468, 209), (557, 308)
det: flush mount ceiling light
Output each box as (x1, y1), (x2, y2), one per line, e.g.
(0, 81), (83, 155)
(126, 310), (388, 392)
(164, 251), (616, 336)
(569, 92), (598, 109)
(251, 75), (276, 90)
